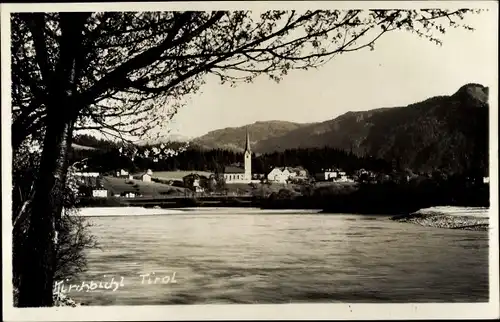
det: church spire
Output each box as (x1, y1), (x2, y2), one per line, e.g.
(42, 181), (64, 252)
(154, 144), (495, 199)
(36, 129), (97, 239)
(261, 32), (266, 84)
(245, 127), (251, 152)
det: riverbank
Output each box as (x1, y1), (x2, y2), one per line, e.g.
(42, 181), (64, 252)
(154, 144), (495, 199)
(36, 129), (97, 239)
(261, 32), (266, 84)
(73, 205), (491, 232)
(76, 196), (258, 208)
(77, 181), (489, 215)
(390, 206), (489, 231)
(74, 206), (322, 217)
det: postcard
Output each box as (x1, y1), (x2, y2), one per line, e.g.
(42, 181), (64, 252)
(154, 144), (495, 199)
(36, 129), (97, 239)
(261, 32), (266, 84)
(2, 1), (498, 321)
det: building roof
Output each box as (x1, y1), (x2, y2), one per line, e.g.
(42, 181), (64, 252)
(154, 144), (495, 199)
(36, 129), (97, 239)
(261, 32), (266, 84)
(270, 166), (302, 173)
(287, 166), (307, 173)
(224, 166), (245, 173)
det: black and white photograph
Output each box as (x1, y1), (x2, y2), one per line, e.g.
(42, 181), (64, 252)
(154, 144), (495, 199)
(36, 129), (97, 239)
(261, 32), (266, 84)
(2, 1), (499, 320)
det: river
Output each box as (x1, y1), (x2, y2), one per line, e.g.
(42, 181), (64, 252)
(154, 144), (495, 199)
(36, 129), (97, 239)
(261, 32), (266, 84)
(66, 208), (489, 305)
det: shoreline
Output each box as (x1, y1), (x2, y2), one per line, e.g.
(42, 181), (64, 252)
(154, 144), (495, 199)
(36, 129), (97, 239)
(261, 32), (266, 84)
(390, 206), (490, 231)
(72, 206), (323, 217)
(71, 205), (490, 232)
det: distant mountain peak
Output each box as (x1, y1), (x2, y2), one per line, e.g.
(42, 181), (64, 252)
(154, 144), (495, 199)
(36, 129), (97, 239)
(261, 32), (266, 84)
(453, 83), (488, 106)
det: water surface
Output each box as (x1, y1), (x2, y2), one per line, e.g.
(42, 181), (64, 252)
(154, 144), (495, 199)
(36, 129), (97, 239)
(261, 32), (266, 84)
(68, 209), (489, 305)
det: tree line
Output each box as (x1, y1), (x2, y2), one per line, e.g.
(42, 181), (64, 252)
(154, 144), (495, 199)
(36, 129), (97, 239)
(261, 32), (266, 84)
(71, 135), (394, 176)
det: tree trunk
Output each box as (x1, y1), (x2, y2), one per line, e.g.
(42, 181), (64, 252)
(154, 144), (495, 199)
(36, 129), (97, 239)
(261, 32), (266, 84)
(17, 112), (75, 307)
(16, 12), (88, 307)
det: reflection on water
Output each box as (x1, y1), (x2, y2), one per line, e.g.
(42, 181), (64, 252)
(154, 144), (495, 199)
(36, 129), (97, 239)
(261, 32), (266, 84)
(69, 210), (489, 305)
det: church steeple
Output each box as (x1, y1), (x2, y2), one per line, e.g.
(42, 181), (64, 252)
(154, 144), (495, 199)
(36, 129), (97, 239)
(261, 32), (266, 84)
(244, 127), (252, 181)
(245, 127), (251, 152)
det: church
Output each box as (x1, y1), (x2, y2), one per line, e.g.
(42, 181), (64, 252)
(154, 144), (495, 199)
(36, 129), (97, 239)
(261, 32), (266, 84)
(223, 129), (252, 184)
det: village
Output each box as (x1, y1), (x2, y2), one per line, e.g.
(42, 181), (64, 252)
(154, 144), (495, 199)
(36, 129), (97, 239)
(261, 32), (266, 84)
(73, 130), (372, 200)
(73, 162), (370, 200)
(72, 129), (490, 203)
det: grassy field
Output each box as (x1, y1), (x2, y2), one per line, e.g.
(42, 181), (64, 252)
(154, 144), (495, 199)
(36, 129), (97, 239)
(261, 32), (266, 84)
(314, 181), (359, 188)
(101, 176), (189, 197)
(100, 174), (358, 199)
(224, 182), (305, 197)
(151, 170), (214, 181)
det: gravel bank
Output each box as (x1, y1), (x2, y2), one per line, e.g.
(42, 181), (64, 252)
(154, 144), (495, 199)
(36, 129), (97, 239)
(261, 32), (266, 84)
(391, 206), (489, 231)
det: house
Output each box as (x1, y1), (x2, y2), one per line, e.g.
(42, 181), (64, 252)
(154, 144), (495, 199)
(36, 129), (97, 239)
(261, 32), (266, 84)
(74, 172), (100, 188)
(315, 168), (351, 182)
(314, 170), (332, 181)
(142, 173), (152, 182)
(74, 172), (100, 178)
(296, 169), (308, 178)
(115, 169), (129, 177)
(267, 167), (292, 183)
(121, 191), (137, 198)
(183, 173), (208, 192)
(92, 189), (108, 198)
(139, 169), (153, 182)
(355, 169), (377, 183)
(267, 166), (309, 184)
(336, 174), (354, 183)
(287, 168), (310, 183)
(287, 167), (309, 179)
(314, 169), (333, 181)
(192, 177), (204, 193)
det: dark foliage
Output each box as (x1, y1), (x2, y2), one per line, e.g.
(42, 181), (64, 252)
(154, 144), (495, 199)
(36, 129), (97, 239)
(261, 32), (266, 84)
(69, 141), (392, 176)
(261, 175), (489, 214)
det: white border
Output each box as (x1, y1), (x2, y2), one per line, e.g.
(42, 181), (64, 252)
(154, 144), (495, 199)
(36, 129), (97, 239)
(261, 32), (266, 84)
(2, 1), (499, 321)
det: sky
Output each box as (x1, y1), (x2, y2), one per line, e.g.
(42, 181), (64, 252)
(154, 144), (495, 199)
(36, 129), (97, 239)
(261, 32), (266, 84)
(166, 8), (497, 139)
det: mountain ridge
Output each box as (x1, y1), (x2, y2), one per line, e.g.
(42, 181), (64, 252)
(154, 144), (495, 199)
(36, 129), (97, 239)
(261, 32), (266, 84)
(192, 83), (489, 174)
(191, 120), (312, 152)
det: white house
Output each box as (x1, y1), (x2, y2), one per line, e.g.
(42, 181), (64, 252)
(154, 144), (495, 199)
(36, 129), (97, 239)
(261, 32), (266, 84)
(267, 167), (292, 183)
(74, 172), (100, 178)
(192, 178), (204, 193)
(334, 170), (352, 182)
(92, 189), (108, 198)
(115, 169), (129, 177)
(140, 169), (153, 182)
(336, 174), (354, 183)
(315, 168), (352, 182)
